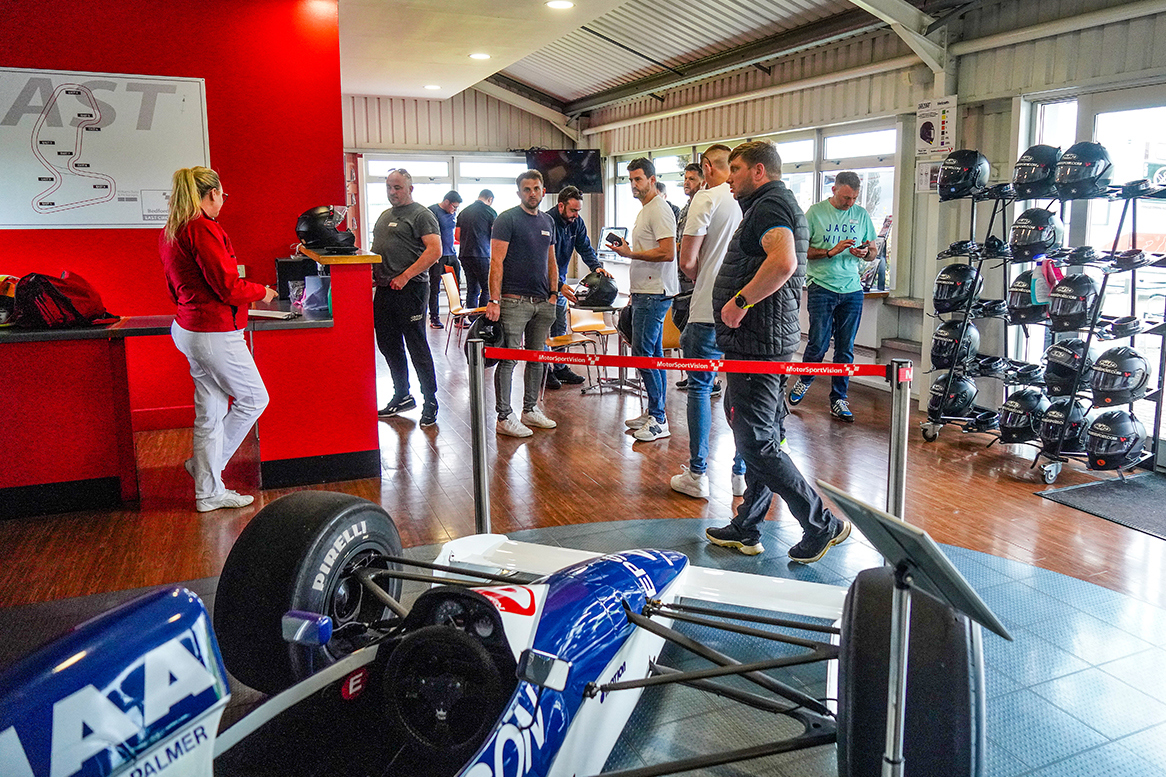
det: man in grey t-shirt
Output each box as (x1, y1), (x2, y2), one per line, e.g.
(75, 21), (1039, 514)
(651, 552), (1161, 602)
(370, 169), (442, 426)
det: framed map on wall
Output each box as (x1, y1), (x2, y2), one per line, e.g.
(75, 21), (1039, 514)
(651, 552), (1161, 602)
(0, 67), (208, 229)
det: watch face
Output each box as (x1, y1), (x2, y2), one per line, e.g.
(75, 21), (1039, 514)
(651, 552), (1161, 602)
(735, 294), (747, 308)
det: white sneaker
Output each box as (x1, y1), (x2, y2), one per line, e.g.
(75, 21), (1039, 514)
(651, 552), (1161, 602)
(671, 468), (709, 498)
(497, 415), (534, 438)
(732, 473), (747, 497)
(780, 437), (791, 454)
(633, 418), (670, 441)
(625, 411), (653, 430)
(521, 407), (557, 429)
(196, 490), (254, 513)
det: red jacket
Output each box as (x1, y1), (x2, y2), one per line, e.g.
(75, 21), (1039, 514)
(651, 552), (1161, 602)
(159, 212), (267, 331)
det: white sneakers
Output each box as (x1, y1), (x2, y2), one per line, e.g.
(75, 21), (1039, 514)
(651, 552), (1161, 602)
(633, 418), (670, 441)
(625, 411), (653, 430)
(671, 468), (709, 498)
(196, 490), (254, 513)
(521, 408), (557, 429)
(497, 415), (534, 437)
(732, 473), (747, 496)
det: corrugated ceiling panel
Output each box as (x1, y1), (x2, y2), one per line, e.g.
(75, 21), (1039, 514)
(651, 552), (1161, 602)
(501, 0), (855, 101)
(342, 90), (567, 152)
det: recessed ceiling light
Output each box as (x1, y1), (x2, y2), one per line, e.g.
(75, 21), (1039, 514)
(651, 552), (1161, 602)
(546, 1), (574, 8)
(424, 85), (441, 90)
(469, 53), (491, 60)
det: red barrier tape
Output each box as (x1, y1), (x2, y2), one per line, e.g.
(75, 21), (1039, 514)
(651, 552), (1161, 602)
(481, 346), (896, 379)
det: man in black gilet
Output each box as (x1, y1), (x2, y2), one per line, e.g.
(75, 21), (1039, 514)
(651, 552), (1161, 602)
(705, 141), (850, 563)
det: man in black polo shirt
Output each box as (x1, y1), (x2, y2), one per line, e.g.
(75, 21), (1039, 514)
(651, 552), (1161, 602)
(457, 190), (495, 318)
(427, 190), (462, 329)
(704, 141), (849, 563)
(486, 170), (577, 437)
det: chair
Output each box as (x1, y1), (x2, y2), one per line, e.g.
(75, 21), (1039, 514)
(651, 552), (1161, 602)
(442, 272), (486, 353)
(661, 306), (682, 359)
(569, 306), (618, 356)
(544, 329), (600, 399)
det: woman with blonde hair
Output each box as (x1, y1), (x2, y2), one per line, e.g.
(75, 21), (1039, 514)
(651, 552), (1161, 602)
(160, 166), (277, 512)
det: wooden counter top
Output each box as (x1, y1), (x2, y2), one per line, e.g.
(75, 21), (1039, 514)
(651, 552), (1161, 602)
(299, 247), (380, 265)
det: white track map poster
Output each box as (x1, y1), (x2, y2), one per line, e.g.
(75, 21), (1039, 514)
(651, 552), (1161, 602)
(0, 68), (208, 229)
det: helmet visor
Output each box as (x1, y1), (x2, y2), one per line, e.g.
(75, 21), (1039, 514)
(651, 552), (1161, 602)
(1087, 432), (1131, 455)
(1055, 160), (1097, 185)
(1012, 163), (1049, 184)
(1000, 409), (1034, 430)
(1009, 225), (1048, 250)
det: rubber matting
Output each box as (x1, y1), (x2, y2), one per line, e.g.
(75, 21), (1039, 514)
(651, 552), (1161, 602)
(1037, 472), (1166, 541)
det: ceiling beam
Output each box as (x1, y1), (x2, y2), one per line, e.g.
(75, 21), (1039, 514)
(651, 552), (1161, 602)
(484, 73), (567, 115)
(849, 0), (947, 72)
(561, 9), (885, 115)
(472, 79), (581, 144)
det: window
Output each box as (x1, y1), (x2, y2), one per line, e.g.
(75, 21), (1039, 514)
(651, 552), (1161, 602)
(824, 129), (897, 160)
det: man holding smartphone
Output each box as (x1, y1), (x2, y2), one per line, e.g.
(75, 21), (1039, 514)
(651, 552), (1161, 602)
(609, 158), (678, 442)
(787, 171), (876, 422)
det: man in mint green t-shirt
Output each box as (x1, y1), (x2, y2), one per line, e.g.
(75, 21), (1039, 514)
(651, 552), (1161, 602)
(788, 171), (876, 421)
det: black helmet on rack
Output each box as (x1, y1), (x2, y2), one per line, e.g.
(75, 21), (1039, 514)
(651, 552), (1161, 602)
(573, 271), (618, 309)
(998, 387), (1051, 444)
(938, 150), (991, 201)
(1039, 397), (1089, 453)
(983, 235), (1012, 260)
(464, 316), (505, 368)
(933, 264), (983, 313)
(295, 206), (357, 253)
(1048, 273), (1100, 331)
(1006, 270), (1048, 324)
(1009, 208), (1065, 261)
(1043, 338), (1094, 397)
(931, 320), (980, 369)
(1012, 144), (1062, 199)
(927, 372), (979, 422)
(1085, 410), (1147, 470)
(617, 304), (633, 346)
(1091, 346), (1150, 406)
(1054, 142), (1113, 199)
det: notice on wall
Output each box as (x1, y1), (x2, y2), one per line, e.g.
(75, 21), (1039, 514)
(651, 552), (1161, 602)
(916, 161), (943, 193)
(916, 96), (957, 157)
(0, 67), (208, 229)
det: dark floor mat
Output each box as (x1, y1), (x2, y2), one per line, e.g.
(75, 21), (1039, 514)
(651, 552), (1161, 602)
(1038, 473), (1166, 540)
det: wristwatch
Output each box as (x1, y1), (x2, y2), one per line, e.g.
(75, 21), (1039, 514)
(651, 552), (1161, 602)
(733, 292), (752, 309)
(489, 298), (500, 304)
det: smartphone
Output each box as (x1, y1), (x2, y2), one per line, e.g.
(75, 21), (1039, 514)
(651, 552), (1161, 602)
(605, 233), (624, 247)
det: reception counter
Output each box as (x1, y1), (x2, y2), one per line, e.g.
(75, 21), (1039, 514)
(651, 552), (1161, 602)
(0, 251), (381, 518)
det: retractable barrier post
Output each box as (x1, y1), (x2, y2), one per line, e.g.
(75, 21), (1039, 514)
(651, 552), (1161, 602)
(467, 338), (491, 534)
(887, 360), (912, 520)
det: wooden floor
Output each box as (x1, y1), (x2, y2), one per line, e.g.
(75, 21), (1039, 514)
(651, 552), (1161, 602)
(3, 327), (1165, 611)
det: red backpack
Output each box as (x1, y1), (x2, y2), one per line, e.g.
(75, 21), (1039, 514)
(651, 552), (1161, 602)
(13, 271), (118, 329)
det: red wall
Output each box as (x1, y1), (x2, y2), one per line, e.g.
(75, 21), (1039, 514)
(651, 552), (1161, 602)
(0, 0), (346, 429)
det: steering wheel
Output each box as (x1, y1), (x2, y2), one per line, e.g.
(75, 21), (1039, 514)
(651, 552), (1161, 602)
(384, 625), (507, 764)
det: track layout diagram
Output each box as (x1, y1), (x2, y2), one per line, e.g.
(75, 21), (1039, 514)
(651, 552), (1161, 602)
(1, 68), (207, 229)
(29, 83), (117, 213)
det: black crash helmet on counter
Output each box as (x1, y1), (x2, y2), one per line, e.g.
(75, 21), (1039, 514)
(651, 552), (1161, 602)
(295, 206), (357, 253)
(1039, 397), (1089, 453)
(1043, 338), (1094, 397)
(1091, 346), (1151, 406)
(464, 316), (504, 369)
(927, 372), (978, 422)
(1012, 144), (1063, 200)
(1006, 270), (1048, 324)
(1054, 142), (1113, 200)
(998, 387), (1051, 444)
(931, 320), (980, 369)
(1084, 410), (1147, 471)
(933, 264), (983, 313)
(573, 271), (619, 309)
(938, 150), (991, 201)
(1009, 208), (1065, 261)
(1048, 273), (1099, 331)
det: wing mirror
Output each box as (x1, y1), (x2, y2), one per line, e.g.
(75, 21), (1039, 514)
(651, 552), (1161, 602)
(517, 649), (572, 692)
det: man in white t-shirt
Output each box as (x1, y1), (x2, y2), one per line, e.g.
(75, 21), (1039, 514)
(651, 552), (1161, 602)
(610, 157), (678, 442)
(670, 144), (746, 498)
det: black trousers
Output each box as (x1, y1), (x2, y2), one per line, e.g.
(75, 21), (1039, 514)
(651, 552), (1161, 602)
(723, 352), (836, 541)
(428, 255), (460, 319)
(374, 283), (437, 404)
(461, 255), (490, 310)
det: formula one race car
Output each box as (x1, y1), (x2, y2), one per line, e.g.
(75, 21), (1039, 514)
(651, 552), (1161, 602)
(0, 491), (987, 777)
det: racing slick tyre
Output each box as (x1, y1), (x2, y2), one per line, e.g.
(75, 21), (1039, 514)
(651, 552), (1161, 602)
(384, 625), (507, 770)
(837, 566), (986, 777)
(214, 491), (403, 694)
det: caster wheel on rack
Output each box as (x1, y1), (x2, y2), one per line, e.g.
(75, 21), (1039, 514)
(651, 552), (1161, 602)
(922, 426), (940, 443)
(1042, 462), (1062, 484)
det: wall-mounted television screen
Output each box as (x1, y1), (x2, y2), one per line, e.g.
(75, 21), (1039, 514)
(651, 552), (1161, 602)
(525, 150), (603, 194)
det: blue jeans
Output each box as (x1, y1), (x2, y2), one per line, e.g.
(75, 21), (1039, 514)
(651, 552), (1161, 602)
(682, 322), (745, 477)
(798, 285), (864, 402)
(550, 295), (569, 369)
(630, 293), (671, 422)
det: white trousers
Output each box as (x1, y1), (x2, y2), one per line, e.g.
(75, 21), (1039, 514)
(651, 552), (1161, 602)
(171, 322), (269, 500)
